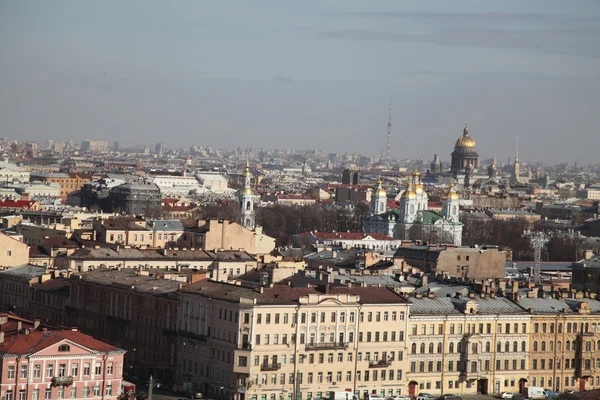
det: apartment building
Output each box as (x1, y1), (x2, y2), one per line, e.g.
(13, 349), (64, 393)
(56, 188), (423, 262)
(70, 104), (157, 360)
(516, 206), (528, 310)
(407, 291), (530, 397)
(515, 289), (600, 392)
(65, 269), (181, 383)
(0, 328), (125, 400)
(0, 232), (30, 268)
(177, 281), (410, 400)
(393, 245), (507, 280)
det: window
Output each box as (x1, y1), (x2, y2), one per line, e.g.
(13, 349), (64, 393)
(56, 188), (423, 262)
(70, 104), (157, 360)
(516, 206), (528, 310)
(46, 364), (54, 378)
(59, 364), (66, 377)
(8, 365), (15, 379)
(20, 365), (27, 379)
(94, 386), (101, 397)
(106, 385), (113, 396)
(33, 390), (39, 400)
(45, 389), (51, 400)
(34, 365), (41, 378)
(84, 363), (91, 376)
(58, 388), (64, 400)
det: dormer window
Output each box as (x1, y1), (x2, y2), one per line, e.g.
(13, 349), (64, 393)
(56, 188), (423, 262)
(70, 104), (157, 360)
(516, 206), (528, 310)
(58, 344), (71, 352)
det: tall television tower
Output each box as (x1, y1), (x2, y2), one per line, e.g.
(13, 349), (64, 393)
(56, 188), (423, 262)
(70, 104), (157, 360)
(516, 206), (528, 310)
(387, 99), (392, 164)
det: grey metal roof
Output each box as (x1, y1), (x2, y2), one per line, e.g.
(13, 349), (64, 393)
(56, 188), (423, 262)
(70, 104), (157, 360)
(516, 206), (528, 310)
(79, 268), (181, 295)
(146, 220), (184, 232)
(410, 294), (526, 315)
(0, 264), (47, 279)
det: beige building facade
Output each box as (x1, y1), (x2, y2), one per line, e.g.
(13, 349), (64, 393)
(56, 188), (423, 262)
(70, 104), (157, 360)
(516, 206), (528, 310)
(407, 293), (530, 397)
(0, 232), (30, 268)
(177, 282), (410, 400)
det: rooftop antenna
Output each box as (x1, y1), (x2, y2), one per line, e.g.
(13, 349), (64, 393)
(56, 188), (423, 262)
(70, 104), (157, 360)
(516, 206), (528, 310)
(532, 232), (543, 284)
(387, 99), (392, 164)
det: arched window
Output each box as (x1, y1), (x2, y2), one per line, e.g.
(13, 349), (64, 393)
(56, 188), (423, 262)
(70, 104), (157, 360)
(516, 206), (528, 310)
(513, 341), (518, 352)
(410, 205), (415, 214)
(566, 341), (571, 351)
(567, 323), (572, 333)
(521, 341), (527, 352)
(558, 341), (562, 351)
(597, 340), (600, 350)
(533, 341), (538, 352)
(497, 341), (502, 352)
(505, 341), (510, 352)
(246, 201), (251, 211)
(486, 342), (491, 352)
(449, 343), (454, 353)
(452, 205), (457, 214)
(472, 343), (478, 354)
(457, 342), (462, 353)
(541, 341), (546, 352)
(420, 343), (426, 354)
(429, 343), (434, 354)
(542, 323), (547, 333)
(549, 341), (554, 351)
(58, 344), (70, 352)
(437, 343), (443, 353)
(411, 343), (417, 354)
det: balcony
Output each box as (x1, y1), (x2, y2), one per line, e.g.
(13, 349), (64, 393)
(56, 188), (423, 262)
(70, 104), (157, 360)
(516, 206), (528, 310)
(52, 376), (74, 386)
(305, 342), (348, 351)
(178, 330), (207, 342)
(238, 342), (252, 351)
(163, 328), (178, 337)
(260, 363), (282, 371)
(65, 305), (78, 314)
(107, 315), (130, 326)
(369, 359), (392, 368)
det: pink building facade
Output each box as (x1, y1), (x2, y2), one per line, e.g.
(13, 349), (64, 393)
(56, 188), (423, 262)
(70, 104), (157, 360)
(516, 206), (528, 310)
(0, 329), (125, 400)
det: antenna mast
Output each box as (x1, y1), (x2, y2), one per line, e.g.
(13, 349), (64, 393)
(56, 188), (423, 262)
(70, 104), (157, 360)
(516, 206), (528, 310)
(532, 233), (543, 284)
(387, 99), (392, 164)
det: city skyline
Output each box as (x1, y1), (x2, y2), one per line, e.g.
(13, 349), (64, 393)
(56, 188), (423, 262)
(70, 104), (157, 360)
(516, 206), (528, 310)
(1, 0), (599, 163)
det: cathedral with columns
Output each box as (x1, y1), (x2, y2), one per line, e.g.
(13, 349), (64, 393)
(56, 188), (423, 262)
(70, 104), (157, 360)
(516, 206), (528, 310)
(364, 170), (463, 246)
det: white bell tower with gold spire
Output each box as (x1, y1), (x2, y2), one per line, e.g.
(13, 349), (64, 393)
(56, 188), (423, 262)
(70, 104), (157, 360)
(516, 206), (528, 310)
(239, 159), (255, 229)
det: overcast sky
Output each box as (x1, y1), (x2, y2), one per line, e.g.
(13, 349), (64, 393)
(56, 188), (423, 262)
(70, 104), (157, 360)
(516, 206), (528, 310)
(1, 0), (599, 164)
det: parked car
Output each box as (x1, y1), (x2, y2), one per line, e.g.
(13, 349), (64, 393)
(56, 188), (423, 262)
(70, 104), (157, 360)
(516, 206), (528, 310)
(388, 396), (410, 400)
(500, 393), (514, 399)
(438, 395), (461, 400)
(417, 394), (435, 400)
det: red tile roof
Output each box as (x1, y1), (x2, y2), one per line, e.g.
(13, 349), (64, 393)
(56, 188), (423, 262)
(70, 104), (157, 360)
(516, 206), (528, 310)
(0, 200), (37, 209)
(0, 329), (120, 355)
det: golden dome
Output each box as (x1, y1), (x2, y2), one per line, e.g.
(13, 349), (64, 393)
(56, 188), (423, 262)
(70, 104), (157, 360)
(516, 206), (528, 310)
(400, 183), (417, 200)
(444, 182), (459, 200)
(242, 186), (253, 196)
(374, 178), (386, 197)
(455, 125), (477, 148)
(412, 169), (421, 177)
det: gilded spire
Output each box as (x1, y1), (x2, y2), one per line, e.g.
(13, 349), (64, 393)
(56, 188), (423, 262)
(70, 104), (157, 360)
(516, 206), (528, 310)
(515, 137), (519, 162)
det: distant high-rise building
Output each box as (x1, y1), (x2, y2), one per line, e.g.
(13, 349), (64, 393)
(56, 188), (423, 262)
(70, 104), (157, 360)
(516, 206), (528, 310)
(113, 141), (121, 152)
(154, 142), (165, 155)
(342, 169), (360, 185)
(81, 140), (108, 153)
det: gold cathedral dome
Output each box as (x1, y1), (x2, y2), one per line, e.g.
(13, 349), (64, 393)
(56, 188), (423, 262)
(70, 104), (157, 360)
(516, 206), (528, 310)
(455, 125), (477, 148)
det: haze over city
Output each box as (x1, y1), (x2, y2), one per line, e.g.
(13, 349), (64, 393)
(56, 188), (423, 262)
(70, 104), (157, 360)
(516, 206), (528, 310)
(1, 0), (599, 164)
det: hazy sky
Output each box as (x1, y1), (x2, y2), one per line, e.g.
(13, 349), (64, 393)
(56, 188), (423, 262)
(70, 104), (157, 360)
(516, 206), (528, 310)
(1, 1), (599, 164)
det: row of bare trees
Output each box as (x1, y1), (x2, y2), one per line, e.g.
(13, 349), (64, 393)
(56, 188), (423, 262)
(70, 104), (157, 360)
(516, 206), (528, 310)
(461, 216), (586, 261)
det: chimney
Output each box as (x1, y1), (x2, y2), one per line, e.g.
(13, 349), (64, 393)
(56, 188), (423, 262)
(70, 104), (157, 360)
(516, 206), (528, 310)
(421, 275), (428, 287)
(34, 319), (40, 329)
(17, 321), (22, 331)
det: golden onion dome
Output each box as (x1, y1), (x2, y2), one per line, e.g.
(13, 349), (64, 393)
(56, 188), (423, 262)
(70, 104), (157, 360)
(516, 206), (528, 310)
(242, 186), (253, 196)
(400, 183), (417, 200)
(412, 169), (421, 178)
(455, 124), (477, 148)
(444, 183), (459, 200)
(414, 183), (423, 195)
(374, 178), (386, 197)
